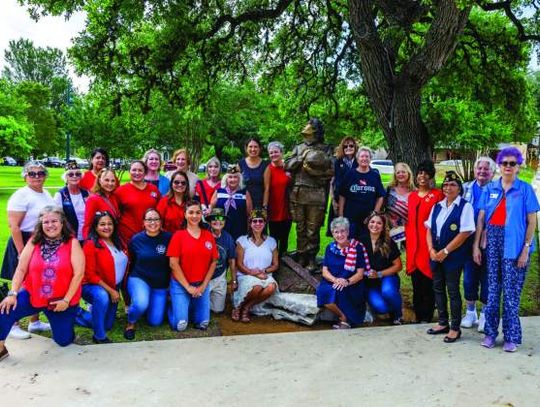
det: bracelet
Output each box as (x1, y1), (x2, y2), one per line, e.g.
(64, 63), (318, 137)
(62, 298), (69, 304)
(377, 271), (383, 279)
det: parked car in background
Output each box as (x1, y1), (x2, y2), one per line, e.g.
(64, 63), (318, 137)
(69, 157), (90, 169)
(41, 157), (65, 168)
(370, 159), (395, 175)
(2, 156), (17, 166)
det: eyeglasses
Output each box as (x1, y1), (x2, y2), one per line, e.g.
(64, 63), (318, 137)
(211, 216), (225, 221)
(500, 161), (517, 167)
(67, 172), (82, 178)
(27, 171), (46, 178)
(344, 144), (355, 149)
(251, 218), (265, 224)
(144, 218), (161, 223)
(173, 180), (187, 186)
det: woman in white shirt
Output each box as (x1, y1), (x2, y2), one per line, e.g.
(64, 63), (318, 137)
(425, 171), (475, 343)
(232, 209), (279, 323)
(1, 161), (55, 338)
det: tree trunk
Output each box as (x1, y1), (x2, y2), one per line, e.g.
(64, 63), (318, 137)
(348, 0), (471, 171)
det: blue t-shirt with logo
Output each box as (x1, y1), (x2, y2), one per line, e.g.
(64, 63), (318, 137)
(339, 168), (386, 223)
(212, 230), (236, 279)
(128, 231), (173, 289)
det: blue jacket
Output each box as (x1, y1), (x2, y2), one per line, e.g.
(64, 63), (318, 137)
(479, 177), (540, 259)
(58, 186), (89, 236)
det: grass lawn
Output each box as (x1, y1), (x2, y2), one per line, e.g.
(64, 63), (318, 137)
(0, 165), (539, 343)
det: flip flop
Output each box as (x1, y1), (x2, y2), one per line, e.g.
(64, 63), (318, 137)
(231, 308), (241, 322)
(332, 321), (351, 329)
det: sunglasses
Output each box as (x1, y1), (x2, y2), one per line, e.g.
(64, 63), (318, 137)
(27, 170), (46, 178)
(173, 180), (187, 186)
(67, 172), (82, 178)
(144, 218), (161, 223)
(211, 216), (226, 221)
(344, 144), (355, 149)
(251, 218), (265, 224)
(500, 161), (517, 167)
(95, 211), (112, 217)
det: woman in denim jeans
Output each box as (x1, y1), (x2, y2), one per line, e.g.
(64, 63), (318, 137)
(124, 209), (172, 340)
(166, 201), (218, 331)
(77, 211), (128, 344)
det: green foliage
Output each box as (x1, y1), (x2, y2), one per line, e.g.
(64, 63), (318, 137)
(0, 79), (33, 157)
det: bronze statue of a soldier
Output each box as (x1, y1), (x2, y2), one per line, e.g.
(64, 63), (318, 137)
(285, 118), (334, 272)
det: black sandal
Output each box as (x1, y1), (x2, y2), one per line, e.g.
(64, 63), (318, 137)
(427, 325), (450, 335)
(443, 330), (462, 343)
(123, 328), (136, 341)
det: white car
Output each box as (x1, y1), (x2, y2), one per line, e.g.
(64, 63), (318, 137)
(370, 159), (394, 175)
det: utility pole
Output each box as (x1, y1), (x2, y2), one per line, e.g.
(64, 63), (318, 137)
(65, 83), (73, 161)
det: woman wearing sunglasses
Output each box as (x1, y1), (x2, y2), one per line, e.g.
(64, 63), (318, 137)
(1, 161), (55, 339)
(54, 161), (89, 241)
(474, 147), (539, 352)
(232, 210), (279, 323)
(156, 171), (189, 233)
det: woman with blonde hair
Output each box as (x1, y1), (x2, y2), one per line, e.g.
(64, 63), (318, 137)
(165, 148), (198, 198)
(143, 149), (170, 196)
(385, 162), (415, 245)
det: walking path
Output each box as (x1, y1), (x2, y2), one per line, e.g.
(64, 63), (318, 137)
(2, 317), (539, 406)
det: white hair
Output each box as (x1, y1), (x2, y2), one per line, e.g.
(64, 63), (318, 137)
(356, 147), (373, 159)
(221, 171), (245, 189)
(474, 156), (497, 173)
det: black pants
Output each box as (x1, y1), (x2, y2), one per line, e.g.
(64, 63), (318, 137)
(411, 270), (434, 323)
(269, 220), (292, 258)
(432, 264), (462, 331)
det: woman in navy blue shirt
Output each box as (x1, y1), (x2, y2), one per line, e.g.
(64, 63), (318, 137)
(338, 147), (385, 238)
(124, 208), (172, 340)
(238, 137), (268, 209)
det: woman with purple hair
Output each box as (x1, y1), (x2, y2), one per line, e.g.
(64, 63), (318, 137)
(473, 147), (539, 352)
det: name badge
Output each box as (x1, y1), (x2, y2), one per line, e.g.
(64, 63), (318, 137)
(489, 193), (499, 199)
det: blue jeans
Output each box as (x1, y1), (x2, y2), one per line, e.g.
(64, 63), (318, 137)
(168, 279), (210, 331)
(76, 284), (118, 340)
(127, 277), (167, 326)
(463, 257), (488, 304)
(366, 275), (402, 319)
(0, 290), (77, 346)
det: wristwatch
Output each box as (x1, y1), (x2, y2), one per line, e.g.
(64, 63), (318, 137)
(443, 248), (449, 255)
(7, 290), (18, 297)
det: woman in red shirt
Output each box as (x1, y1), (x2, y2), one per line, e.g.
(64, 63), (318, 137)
(167, 201), (218, 331)
(115, 160), (160, 243)
(405, 160), (443, 323)
(77, 211), (128, 344)
(0, 206), (84, 360)
(156, 171), (189, 233)
(83, 168), (119, 238)
(262, 141), (292, 257)
(80, 148), (110, 191)
(195, 157), (221, 216)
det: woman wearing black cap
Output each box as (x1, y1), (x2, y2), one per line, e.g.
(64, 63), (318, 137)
(405, 160), (443, 323)
(425, 171), (475, 343)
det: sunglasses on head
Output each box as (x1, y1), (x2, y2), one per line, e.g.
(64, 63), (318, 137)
(173, 180), (187, 186)
(67, 172), (82, 178)
(500, 161), (517, 167)
(27, 170), (46, 178)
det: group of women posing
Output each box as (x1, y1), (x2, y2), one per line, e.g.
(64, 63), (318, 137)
(318, 141), (538, 353)
(0, 139), (538, 361)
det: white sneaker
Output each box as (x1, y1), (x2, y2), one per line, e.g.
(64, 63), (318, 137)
(364, 310), (374, 324)
(28, 320), (51, 333)
(477, 312), (486, 333)
(460, 310), (478, 328)
(8, 324), (31, 339)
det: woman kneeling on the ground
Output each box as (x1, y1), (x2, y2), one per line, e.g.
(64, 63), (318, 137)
(0, 206), (84, 361)
(361, 212), (403, 325)
(167, 201), (218, 331)
(316, 217), (366, 329)
(232, 209), (279, 323)
(124, 209), (172, 340)
(77, 211), (128, 344)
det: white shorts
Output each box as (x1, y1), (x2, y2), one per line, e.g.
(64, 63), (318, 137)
(209, 273), (227, 313)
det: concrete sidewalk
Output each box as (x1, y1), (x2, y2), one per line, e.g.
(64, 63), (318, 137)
(1, 317), (539, 406)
